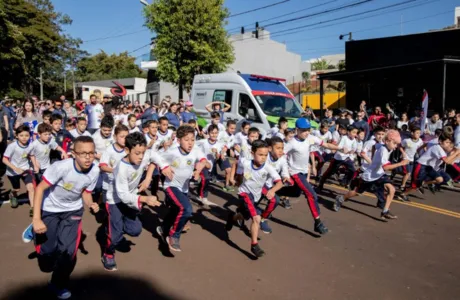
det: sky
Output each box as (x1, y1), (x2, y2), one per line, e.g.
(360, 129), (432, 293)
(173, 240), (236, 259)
(51, 0), (458, 62)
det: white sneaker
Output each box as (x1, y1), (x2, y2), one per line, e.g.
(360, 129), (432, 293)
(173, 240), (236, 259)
(201, 198), (217, 206)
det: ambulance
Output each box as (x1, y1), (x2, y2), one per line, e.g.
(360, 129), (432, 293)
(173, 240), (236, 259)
(191, 73), (305, 135)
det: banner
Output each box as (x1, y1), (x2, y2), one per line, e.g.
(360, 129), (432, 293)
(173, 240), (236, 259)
(420, 89), (428, 132)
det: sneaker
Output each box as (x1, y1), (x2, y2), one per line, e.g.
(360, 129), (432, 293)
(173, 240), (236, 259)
(428, 184), (436, 194)
(222, 185), (235, 192)
(101, 254), (117, 271)
(22, 223), (34, 243)
(200, 197), (217, 206)
(333, 195), (344, 212)
(260, 219), (272, 234)
(48, 282), (72, 299)
(333, 174), (339, 181)
(400, 185), (406, 192)
(29, 208), (34, 218)
(381, 211), (398, 220)
(166, 236), (181, 252)
(250, 243), (265, 258)
(225, 212), (235, 231)
(283, 199), (292, 209)
(314, 221), (329, 235)
(156, 226), (166, 243)
(417, 186), (425, 195)
(398, 194), (410, 202)
(10, 194), (18, 208)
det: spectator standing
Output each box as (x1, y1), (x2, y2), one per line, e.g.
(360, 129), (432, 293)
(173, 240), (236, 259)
(85, 94), (104, 134)
(426, 113), (443, 135)
(63, 100), (77, 120)
(206, 101), (231, 123)
(325, 109), (336, 132)
(181, 101), (197, 123)
(158, 99), (169, 117)
(165, 102), (181, 128)
(3, 100), (16, 140)
(367, 106), (385, 130)
(335, 110), (349, 129)
(14, 99), (43, 138)
(139, 101), (158, 124)
(397, 112), (409, 130)
(52, 99), (68, 129)
(354, 110), (370, 141)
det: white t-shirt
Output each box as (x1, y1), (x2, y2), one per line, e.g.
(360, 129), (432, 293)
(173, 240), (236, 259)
(145, 133), (157, 148)
(110, 156), (151, 209)
(128, 126), (140, 134)
(217, 130), (235, 149)
(161, 147), (206, 193)
(41, 159), (99, 212)
(69, 128), (91, 138)
(3, 141), (33, 176)
(196, 139), (226, 171)
(455, 126), (460, 149)
(156, 129), (173, 145)
(334, 135), (357, 161)
(311, 130), (332, 154)
(85, 104), (104, 129)
(266, 125), (279, 138)
(234, 132), (248, 145)
(92, 129), (113, 162)
(427, 137), (439, 150)
(360, 139), (384, 172)
(285, 135), (323, 175)
(238, 158), (281, 202)
(266, 154), (289, 188)
(99, 144), (127, 191)
(362, 146), (391, 182)
(31, 139), (58, 170)
(417, 144), (446, 171)
(401, 138), (424, 162)
(332, 131), (342, 144)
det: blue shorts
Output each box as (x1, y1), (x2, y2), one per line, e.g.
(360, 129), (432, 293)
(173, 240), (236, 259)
(411, 163), (441, 189)
(394, 162), (413, 175)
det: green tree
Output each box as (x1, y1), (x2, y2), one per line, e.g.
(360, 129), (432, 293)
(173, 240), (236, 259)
(75, 51), (145, 82)
(0, 0), (85, 98)
(144, 0), (234, 98)
(338, 60), (346, 71)
(311, 59), (330, 71)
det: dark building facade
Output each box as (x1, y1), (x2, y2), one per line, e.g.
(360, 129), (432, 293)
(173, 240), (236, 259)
(319, 29), (460, 116)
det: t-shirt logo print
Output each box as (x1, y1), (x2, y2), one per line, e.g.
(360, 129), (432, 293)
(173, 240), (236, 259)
(171, 160), (179, 168)
(186, 159), (193, 166)
(63, 183), (74, 191)
(21, 152), (28, 158)
(110, 158), (116, 167)
(131, 172), (138, 180)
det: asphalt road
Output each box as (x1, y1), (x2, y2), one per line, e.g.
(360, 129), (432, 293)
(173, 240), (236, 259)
(0, 175), (459, 300)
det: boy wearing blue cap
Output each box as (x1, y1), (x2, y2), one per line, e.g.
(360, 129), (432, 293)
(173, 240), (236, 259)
(285, 118), (339, 234)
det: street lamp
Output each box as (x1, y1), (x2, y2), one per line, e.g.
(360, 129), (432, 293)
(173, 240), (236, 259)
(339, 32), (353, 41)
(140, 0), (149, 6)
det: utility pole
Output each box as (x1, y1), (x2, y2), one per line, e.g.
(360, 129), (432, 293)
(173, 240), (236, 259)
(39, 68), (44, 101)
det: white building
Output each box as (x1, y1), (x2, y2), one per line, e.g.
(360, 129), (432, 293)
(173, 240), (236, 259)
(76, 78), (148, 103)
(455, 6), (460, 27)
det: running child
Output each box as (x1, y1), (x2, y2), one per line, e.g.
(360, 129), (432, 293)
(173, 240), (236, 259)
(156, 125), (210, 252)
(31, 136), (100, 299)
(2, 125), (36, 213)
(31, 123), (68, 183)
(49, 114), (73, 163)
(395, 127), (424, 192)
(231, 127), (260, 186)
(310, 122), (333, 179)
(101, 132), (165, 271)
(157, 117), (174, 149)
(144, 120), (159, 149)
(334, 130), (407, 220)
(202, 112), (226, 134)
(266, 117), (288, 139)
(225, 140), (283, 258)
(234, 121), (250, 145)
(400, 134), (460, 200)
(217, 120), (236, 192)
(127, 114), (140, 133)
(69, 117), (91, 138)
(285, 118), (339, 234)
(196, 124), (227, 206)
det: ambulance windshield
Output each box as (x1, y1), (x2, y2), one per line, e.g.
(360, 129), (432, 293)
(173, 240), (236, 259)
(255, 95), (303, 118)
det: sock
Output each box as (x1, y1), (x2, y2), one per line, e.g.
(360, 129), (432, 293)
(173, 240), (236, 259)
(251, 242), (258, 246)
(383, 208), (389, 213)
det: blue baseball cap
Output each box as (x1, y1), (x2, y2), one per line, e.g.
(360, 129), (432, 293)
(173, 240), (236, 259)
(295, 118), (311, 129)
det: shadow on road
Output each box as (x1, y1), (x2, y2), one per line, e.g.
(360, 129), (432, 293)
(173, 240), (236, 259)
(270, 217), (321, 238)
(0, 272), (182, 300)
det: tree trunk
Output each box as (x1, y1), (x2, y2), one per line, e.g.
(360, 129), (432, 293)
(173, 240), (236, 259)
(178, 78), (183, 100)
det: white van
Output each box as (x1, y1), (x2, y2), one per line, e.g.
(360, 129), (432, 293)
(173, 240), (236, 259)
(191, 73), (304, 135)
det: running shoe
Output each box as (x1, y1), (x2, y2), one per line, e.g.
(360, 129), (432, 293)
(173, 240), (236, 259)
(10, 193), (18, 208)
(200, 197), (217, 206)
(251, 243), (265, 258)
(428, 184), (436, 194)
(48, 282), (71, 300)
(22, 223), (34, 243)
(166, 236), (181, 252)
(260, 219), (272, 234)
(225, 212), (235, 232)
(333, 195), (344, 212)
(283, 198), (292, 209)
(314, 221), (329, 235)
(156, 226), (166, 243)
(381, 211), (398, 220)
(101, 254), (117, 271)
(222, 185), (235, 192)
(417, 186), (425, 195)
(398, 194), (410, 202)
(400, 185), (406, 192)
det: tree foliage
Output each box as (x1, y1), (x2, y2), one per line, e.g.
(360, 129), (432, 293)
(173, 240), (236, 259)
(0, 0), (86, 98)
(144, 0), (234, 97)
(75, 51), (145, 82)
(311, 59), (330, 71)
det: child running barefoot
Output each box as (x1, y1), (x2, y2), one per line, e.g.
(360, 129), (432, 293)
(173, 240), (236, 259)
(101, 132), (165, 271)
(226, 140), (283, 258)
(156, 125), (210, 252)
(2, 125), (36, 215)
(32, 136), (100, 299)
(334, 130), (408, 220)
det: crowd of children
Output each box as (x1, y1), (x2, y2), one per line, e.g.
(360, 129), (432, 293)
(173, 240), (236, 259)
(2, 98), (460, 300)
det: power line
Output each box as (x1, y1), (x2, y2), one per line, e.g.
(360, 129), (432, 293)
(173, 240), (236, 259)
(227, 0), (339, 33)
(228, 0), (290, 18)
(83, 29), (148, 43)
(264, 0), (376, 28)
(127, 42), (153, 55)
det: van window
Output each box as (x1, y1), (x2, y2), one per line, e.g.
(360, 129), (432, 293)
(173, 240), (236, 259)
(213, 90), (232, 106)
(238, 93), (261, 123)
